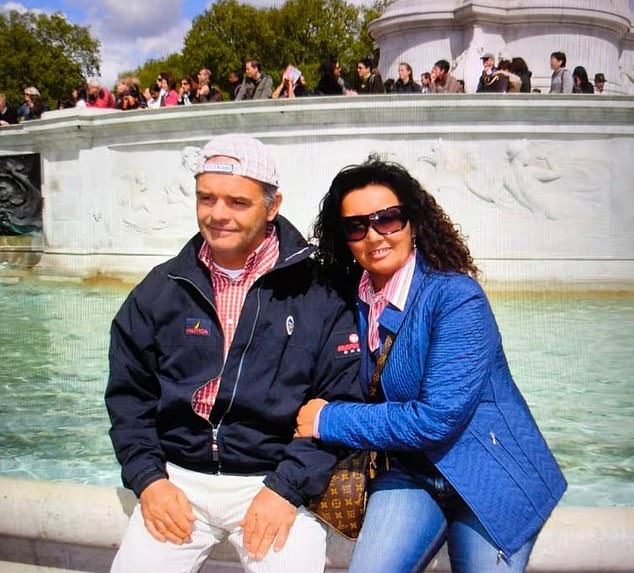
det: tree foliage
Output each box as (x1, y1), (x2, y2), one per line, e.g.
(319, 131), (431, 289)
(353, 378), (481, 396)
(0, 10), (100, 108)
(135, 0), (389, 96)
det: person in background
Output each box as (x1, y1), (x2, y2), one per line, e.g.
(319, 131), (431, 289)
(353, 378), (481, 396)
(143, 84), (161, 109)
(456, 79), (465, 93)
(429, 59), (461, 93)
(22, 86), (49, 120)
(511, 57), (532, 93)
(194, 68), (223, 103)
(0, 93), (18, 126)
(73, 86), (88, 108)
(236, 59), (273, 100)
(393, 62), (420, 94)
(86, 80), (116, 108)
(115, 76), (145, 110)
(228, 70), (243, 100)
(420, 72), (432, 94)
(355, 58), (384, 94)
(272, 64), (308, 99)
(594, 73), (607, 94)
(178, 76), (195, 105)
(315, 60), (345, 96)
(572, 66), (594, 94)
(296, 158), (567, 573)
(159, 74), (179, 107)
(495, 60), (522, 93)
(476, 52), (501, 92)
(549, 51), (573, 93)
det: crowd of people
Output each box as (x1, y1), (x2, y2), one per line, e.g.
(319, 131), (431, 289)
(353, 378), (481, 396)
(0, 50), (611, 127)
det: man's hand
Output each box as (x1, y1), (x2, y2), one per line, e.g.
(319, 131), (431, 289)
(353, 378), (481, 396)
(240, 487), (297, 560)
(294, 398), (328, 438)
(139, 478), (196, 544)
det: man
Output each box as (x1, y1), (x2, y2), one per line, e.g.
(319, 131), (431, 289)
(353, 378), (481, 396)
(476, 52), (506, 92)
(549, 51), (573, 93)
(355, 58), (384, 94)
(235, 60), (273, 100)
(429, 59), (462, 93)
(194, 68), (223, 103)
(105, 134), (362, 573)
(594, 73), (607, 94)
(0, 93), (18, 126)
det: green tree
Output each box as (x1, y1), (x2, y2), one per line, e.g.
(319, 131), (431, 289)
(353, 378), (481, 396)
(183, 0), (277, 91)
(0, 10), (100, 109)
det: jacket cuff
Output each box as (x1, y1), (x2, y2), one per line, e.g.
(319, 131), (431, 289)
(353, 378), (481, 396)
(127, 465), (168, 497)
(263, 473), (304, 507)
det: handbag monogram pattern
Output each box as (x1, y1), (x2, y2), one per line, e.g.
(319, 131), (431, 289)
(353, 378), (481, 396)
(308, 334), (394, 540)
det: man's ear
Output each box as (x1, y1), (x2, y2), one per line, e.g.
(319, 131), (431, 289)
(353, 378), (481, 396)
(266, 192), (283, 222)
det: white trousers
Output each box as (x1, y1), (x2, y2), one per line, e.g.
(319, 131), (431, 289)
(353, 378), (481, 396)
(111, 463), (328, 573)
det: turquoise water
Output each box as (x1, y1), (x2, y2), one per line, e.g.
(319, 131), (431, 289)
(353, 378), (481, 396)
(0, 278), (632, 506)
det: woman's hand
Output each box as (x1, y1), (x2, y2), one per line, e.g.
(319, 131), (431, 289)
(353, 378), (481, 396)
(294, 398), (328, 438)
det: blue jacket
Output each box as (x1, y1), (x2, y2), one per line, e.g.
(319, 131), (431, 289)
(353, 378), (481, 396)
(105, 216), (362, 506)
(318, 255), (566, 557)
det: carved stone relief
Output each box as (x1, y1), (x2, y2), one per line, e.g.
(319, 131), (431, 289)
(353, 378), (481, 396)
(0, 154), (42, 235)
(415, 139), (607, 221)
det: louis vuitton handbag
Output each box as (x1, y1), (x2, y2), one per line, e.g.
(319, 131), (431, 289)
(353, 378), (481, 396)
(308, 334), (395, 540)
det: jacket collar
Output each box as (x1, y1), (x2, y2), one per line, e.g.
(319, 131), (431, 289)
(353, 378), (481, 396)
(376, 253), (430, 335)
(168, 215), (313, 297)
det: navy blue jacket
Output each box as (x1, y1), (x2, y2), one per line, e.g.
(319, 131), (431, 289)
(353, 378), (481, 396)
(319, 255), (566, 557)
(106, 216), (362, 506)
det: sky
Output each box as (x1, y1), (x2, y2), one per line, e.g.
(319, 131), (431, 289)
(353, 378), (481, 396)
(3, 0), (633, 87)
(0, 0), (372, 86)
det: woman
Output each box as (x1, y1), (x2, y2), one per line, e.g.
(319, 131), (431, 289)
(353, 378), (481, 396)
(316, 60), (345, 96)
(393, 62), (421, 94)
(510, 57), (532, 93)
(296, 160), (566, 573)
(572, 66), (595, 94)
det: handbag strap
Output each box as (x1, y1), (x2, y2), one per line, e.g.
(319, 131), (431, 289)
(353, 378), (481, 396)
(368, 333), (395, 401)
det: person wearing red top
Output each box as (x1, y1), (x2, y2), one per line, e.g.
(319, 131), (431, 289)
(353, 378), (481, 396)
(86, 80), (116, 108)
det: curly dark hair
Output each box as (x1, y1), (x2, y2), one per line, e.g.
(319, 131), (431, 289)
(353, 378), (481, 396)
(312, 159), (478, 285)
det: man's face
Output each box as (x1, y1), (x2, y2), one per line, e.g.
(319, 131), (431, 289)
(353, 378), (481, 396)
(596, 80), (605, 92)
(357, 63), (370, 79)
(431, 65), (445, 80)
(245, 62), (258, 79)
(482, 57), (494, 72)
(196, 157), (281, 269)
(198, 69), (210, 83)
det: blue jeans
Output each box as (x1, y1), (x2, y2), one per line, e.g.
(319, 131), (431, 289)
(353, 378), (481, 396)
(348, 466), (536, 573)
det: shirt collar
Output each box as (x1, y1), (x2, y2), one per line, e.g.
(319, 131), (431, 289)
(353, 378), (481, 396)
(358, 249), (416, 311)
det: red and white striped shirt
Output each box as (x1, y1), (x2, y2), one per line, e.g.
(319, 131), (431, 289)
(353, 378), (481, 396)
(192, 225), (279, 419)
(358, 251), (416, 352)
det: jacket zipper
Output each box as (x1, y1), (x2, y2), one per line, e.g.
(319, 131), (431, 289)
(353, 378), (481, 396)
(168, 274), (225, 470)
(213, 285), (263, 472)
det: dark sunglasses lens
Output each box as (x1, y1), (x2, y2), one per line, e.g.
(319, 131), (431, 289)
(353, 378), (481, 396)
(373, 207), (407, 235)
(342, 218), (368, 241)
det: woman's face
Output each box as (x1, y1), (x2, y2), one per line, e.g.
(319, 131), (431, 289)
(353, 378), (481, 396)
(341, 184), (414, 291)
(398, 65), (409, 82)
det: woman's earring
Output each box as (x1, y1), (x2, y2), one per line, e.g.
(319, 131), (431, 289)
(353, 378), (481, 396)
(411, 234), (417, 248)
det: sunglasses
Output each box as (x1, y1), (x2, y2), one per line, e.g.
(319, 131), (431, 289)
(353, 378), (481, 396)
(341, 205), (409, 242)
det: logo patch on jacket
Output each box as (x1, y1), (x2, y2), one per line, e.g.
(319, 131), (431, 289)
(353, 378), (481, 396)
(335, 331), (361, 358)
(185, 318), (211, 336)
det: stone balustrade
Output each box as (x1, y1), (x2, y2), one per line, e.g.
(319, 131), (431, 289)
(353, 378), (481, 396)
(0, 96), (632, 286)
(0, 477), (633, 572)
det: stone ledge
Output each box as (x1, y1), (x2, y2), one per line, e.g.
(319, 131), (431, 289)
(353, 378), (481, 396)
(0, 477), (632, 572)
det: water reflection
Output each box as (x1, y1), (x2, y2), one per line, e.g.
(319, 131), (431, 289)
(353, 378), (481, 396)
(0, 279), (632, 505)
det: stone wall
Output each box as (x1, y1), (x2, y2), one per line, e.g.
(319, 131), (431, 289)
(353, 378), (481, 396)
(0, 96), (632, 286)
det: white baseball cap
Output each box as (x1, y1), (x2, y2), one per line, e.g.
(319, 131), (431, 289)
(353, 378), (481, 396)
(197, 134), (279, 188)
